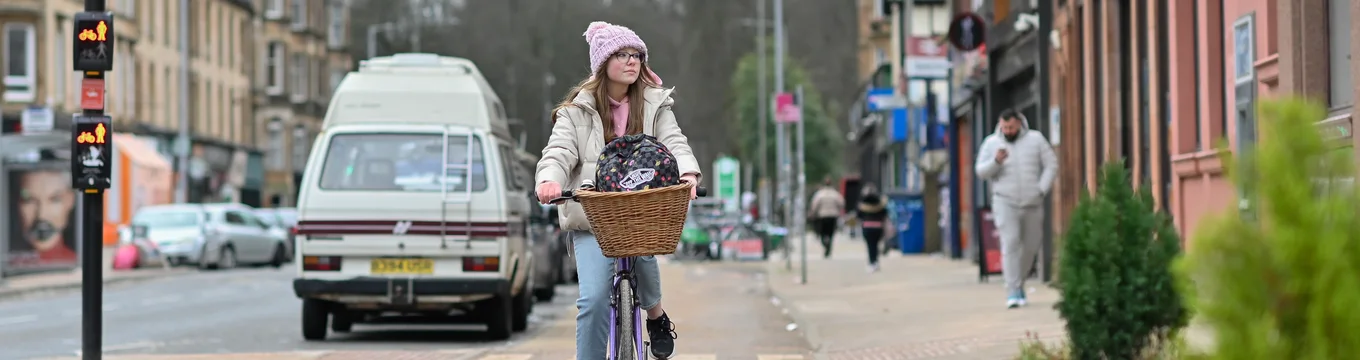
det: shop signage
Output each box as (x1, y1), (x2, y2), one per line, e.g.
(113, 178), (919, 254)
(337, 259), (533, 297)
(21, 106), (54, 135)
(905, 36), (951, 79)
(1318, 116), (1352, 143)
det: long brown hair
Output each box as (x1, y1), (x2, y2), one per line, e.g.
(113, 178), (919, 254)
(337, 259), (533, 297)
(554, 61), (663, 143)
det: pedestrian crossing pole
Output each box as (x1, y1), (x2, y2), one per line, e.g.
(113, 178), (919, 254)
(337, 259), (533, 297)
(72, 0), (114, 358)
(795, 85), (807, 285)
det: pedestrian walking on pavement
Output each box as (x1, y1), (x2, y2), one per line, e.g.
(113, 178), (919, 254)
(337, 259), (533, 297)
(534, 21), (697, 360)
(856, 184), (889, 272)
(809, 178), (845, 258)
(974, 108), (1057, 309)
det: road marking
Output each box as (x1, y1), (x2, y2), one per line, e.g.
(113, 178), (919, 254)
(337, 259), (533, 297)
(102, 341), (158, 352)
(669, 355), (718, 360)
(140, 294), (183, 306)
(0, 314), (38, 325)
(477, 355), (532, 360)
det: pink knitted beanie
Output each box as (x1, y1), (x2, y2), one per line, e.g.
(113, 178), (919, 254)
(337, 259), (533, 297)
(584, 21), (663, 85)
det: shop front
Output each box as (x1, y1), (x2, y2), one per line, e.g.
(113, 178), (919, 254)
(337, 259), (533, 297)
(136, 131), (262, 206)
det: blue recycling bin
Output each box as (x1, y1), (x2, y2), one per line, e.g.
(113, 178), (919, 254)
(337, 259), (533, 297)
(887, 193), (926, 254)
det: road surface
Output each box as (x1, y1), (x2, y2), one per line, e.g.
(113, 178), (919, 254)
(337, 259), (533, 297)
(0, 260), (810, 360)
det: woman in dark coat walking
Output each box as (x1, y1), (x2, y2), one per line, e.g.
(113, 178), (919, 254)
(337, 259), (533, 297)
(857, 184), (889, 272)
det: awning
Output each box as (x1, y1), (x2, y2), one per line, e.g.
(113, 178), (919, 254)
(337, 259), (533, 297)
(0, 133), (67, 157)
(113, 133), (172, 171)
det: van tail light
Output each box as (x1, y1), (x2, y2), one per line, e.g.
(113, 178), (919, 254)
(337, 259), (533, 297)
(462, 257), (499, 272)
(290, 226), (299, 235)
(303, 256), (343, 271)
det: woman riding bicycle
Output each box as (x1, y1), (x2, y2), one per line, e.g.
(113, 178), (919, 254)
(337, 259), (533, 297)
(534, 21), (701, 359)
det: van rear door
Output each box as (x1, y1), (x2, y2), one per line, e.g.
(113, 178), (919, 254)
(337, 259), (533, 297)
(296, 126), (511, 277)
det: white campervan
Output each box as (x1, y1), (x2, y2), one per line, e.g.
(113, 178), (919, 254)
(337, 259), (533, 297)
(292, 53), (535, 341)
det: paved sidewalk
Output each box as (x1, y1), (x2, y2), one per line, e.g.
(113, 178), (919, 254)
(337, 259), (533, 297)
(766, 234), (1064, 360)
(0, 247), (190, 300)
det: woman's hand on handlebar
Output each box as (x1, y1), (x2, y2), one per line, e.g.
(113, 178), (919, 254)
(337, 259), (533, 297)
(535, 181), (562, 204)
(680, 174), (700, 200)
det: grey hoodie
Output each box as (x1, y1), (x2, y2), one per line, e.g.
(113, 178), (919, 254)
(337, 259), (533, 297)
(973, 114), (1058, 207)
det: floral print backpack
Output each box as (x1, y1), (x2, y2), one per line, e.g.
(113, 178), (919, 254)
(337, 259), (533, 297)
(594, 134), (682, 192)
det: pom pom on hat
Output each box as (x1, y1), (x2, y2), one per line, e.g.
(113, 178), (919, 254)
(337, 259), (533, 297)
(584, 21), (612, 41)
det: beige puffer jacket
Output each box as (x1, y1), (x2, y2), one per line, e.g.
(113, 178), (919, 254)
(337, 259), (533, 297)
(534, 87), (702, 231)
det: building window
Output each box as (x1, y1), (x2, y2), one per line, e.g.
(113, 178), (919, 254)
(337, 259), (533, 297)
(142, 2), (152, 43)
(1138, 0), (1151, 184)
(266, 42), (285, 94)
(328, 0), (346, 48)
(1157, 0), (1172, 213)
(1093, 0), (1105, 167)
(292, 126), (310, 172)
(54, 19), (67, 106)
(267, 119), (285, 170)
(1329, 0), (1353, 109)
(266, 0), (284, 19)
(291, 53), (308, 102)
(330, 69), (345, 93)
(119, 0), (136, 18)
(1190, 2), (1202, 150)
(3, 23), (36, 103)
(125, 51), (138, 116)
(291, 0), (308, 30)
(165, 67), (174, 128)
(189, 73), (201, 135)
(162, 0), (171, 47)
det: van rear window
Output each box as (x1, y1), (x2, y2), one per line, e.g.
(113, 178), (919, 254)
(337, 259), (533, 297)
(318, 133), (488, 192)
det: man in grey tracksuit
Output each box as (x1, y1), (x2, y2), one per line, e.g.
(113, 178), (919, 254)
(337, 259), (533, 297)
(974, 109), (1058, 309)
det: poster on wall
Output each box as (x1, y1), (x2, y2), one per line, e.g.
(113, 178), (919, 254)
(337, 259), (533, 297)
(6, 168), (79, 271)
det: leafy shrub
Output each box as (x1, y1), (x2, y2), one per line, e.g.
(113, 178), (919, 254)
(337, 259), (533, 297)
(1178, 97), (1360, 359)
(1056, 161), (1189, 359)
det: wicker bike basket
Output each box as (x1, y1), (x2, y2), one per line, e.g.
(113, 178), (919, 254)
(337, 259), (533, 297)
(576, 183), (694, 258)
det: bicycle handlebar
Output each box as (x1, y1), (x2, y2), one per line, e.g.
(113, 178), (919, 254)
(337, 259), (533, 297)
(550, 185), (707, 204)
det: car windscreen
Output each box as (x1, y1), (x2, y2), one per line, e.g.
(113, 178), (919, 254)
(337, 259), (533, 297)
(254, 211), (283, 227)
(133, 210), (202, 229)
(318, 133), (488, 192)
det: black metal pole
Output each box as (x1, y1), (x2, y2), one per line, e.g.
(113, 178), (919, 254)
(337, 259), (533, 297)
(81, 1), (106, 359)
(81, 190), (103, 360)
(1036, 0), (1054, 283)
(978, 10), (995, 283)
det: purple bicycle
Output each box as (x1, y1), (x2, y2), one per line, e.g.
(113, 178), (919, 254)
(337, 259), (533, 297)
(553, 185), (707, 360)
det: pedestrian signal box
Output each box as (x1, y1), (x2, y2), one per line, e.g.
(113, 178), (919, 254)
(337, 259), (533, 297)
(71, 115), (113, 190)
(72, 12), (114, 72)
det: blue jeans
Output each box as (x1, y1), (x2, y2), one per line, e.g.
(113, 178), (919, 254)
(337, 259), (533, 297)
(572, 231), (663, 359)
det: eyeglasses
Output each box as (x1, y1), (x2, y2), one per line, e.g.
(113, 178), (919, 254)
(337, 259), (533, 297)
(612, 52), (646, 62)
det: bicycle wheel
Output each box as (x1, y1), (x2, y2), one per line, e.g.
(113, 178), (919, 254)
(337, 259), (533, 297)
(616, 277), (638, 359)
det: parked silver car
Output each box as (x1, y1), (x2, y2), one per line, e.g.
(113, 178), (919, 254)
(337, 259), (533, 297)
(254, 207), (298, 259)
(128, 203), (290, 270)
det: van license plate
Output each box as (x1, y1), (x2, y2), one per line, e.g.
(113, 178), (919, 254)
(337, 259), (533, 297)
(371, 258), (434, 275)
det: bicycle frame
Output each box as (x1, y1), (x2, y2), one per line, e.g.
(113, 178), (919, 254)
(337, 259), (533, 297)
(607, 256), (647, 360)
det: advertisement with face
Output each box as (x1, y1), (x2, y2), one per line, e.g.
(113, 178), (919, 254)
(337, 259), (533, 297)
(6, 168), (78, 271)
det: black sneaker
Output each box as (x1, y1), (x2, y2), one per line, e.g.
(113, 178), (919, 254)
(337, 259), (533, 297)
(646, 312), (678, 358)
